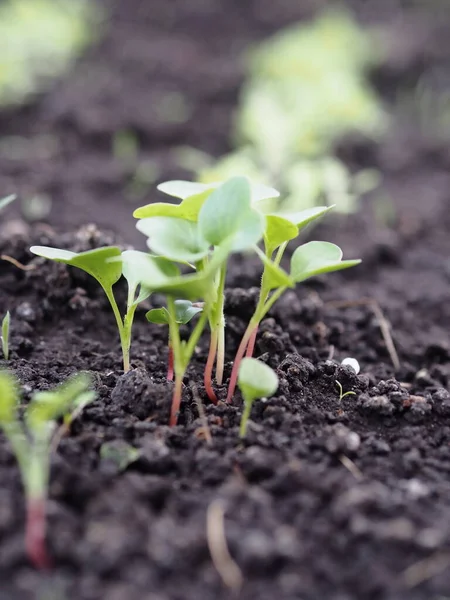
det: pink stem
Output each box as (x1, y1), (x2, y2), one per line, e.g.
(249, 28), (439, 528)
(167, 344), (174, 382)
(25, 498), (51, 570)
(204, 332), (218, 404)
(169, 375), (183, 426)
(226, 323), (257, 403)
(245, 326), (259, 358)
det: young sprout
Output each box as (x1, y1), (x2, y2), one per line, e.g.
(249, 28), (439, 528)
(2, 310), (10, 360)
(0, 194), (15, 211)
(146, 300), (203, 381)
(134, 177), (268, 418)
(336, 381), (356, 402)
(237, 358), (278, 438)
(0, 371), (95, 569)
(29, 247), (151, 372)
(226, 206), (361, 401)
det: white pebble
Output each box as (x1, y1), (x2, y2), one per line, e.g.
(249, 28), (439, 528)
(341, 357), (360, 375)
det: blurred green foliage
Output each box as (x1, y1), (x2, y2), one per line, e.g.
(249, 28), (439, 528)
(0, 0), (94, 106)
(199, 10), (386, 214)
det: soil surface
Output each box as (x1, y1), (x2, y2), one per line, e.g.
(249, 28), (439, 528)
(1, 1), (450, 599)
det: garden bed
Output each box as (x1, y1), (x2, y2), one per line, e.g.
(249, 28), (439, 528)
(1, 1), (450, 599)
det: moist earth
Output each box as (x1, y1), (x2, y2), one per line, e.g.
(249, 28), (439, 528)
(0, 1), (450, 599)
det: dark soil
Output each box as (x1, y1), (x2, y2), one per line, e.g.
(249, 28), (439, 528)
(1, 1), (450, 599)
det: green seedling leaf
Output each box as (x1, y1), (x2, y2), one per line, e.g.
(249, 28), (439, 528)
(238, 358), (279, 403)
(231, 208), (266, 252)
(0, 370), (19, 424)
(198, 177), (252, 246)
(27, 373), (93, 430)
(290, 241), (361, 282)
(133, 190), (210, 221)
(137, 217), (210, 262)
(29, 246), (123, 290)
(0, 195), (15, 212)
(2, 311), (10, 360)
(264, 215), (299, 253)
(146, 307), (170, 325)
(120, 250), (152, 305)
(174, 299), (203, 324)
(254, 246), (294, 290)
(157, 179), (279, 204)
(279, 205), (333, 230)
(100, 440), (141, 472)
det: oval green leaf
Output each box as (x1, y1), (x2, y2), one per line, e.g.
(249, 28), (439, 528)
(264, 215), (299, 253)
(174, 299), (203, 324)
(145, 308), (170, 325)
(238, 358), (279, 403)
(137, 217), (210, 263)
(290, 241), (361, 283)
(133, 190), (211, 221)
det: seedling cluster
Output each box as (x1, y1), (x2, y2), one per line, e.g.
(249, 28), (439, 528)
(30, 176), (360, 426)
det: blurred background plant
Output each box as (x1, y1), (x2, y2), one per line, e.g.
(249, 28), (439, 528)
(0, 0), (95, 107)
(179, 9), (386, 215)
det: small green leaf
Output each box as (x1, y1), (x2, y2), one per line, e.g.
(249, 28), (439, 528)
(120, 250), (152, 305)
(279, 205), (333, 230)
(0, 370), (19, 424)
(238, 358), (279, 403)
(264, 215), (298, 253)
(254, 246), (294, 290)
(133, 191), (210, 221)
(146, 307), (170, 325)
(0, 195), (15, 212)
(30, 246), (123, 290)
(174, 299), (203, 324)
(100, 440), (141, 472)
(2, 311), (10, 360)
(290, 241), (361, 282)
(198, 177), (264, 250)
(136, 217), (210, 262)
(157, 180), (216, 200)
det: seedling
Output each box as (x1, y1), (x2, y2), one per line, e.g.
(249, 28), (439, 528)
(0, 194), (15, 212)
(2, 310), (10, 360)
(336, 380), (356, 402)
(146, 300), (203, 381)
(226, 206), (361, 400)
(237, 358), (279, 437)
(0, 371), (95, 569)
(134, 177), (270, 417)
(29, 247), (151, 372)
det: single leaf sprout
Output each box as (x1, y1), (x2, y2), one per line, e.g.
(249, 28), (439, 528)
(336, 380), (356, 402)
(0, 371), (95, 569)
(237, 358), (278, 438)
(29, 247), (151, 372)
(1, 310), (10, 360)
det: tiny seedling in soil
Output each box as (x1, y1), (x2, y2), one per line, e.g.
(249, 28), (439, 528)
(336, 380), (356, 402)
(237, 358), (279, 438)
(0, 371), (95, 569)
(146, 299), (203, 381)
(226, 206), (361, 401)
(2, 310), (10, 360)
(100, 440), (141, 472)
(29, 246), (151, 372)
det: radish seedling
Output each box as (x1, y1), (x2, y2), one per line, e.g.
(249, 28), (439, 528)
(336, 380), (356, 402)
(146, 300), (203, 381)
(29, 247), (151, 372)
(135, 177), (268, 416)
(2, 310), (10, 360)
(226, 206), (361, 400)
(237, 358), (278, 438)
(0, 371), (95, 569)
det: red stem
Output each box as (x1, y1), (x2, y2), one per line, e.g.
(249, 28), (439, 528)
(204, 332), (218, 404)
(167, 344), (174, 382)
(169, 375), (183, 426)
(25, 497), (51, 570)
(226, 323), (257, 403)
(245, 325), (259, 358)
